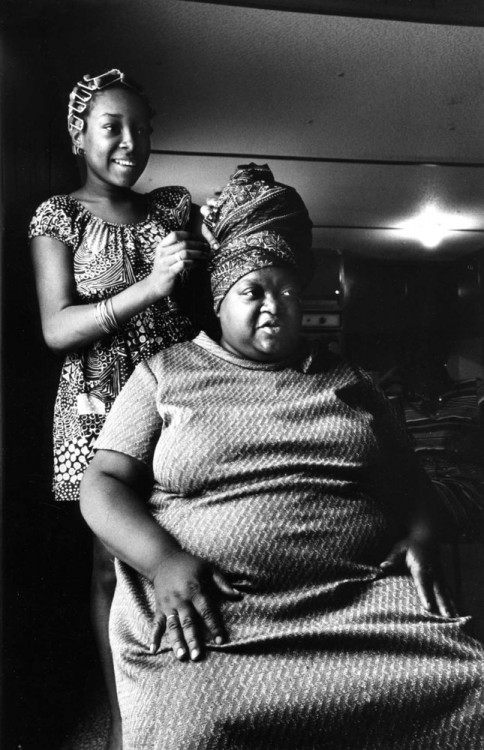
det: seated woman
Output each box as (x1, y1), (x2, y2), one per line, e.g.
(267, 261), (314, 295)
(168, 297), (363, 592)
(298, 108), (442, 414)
(80, 164), (484, 750)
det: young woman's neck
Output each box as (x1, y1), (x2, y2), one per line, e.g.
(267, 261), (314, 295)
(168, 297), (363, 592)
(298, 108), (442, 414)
(75, 177), (134, 203)
(72, 179), (147, 224)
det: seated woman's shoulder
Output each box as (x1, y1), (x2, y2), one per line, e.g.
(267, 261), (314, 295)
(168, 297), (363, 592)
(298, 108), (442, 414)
(302, 337), (350, 374)
(141, 336), (201, 373)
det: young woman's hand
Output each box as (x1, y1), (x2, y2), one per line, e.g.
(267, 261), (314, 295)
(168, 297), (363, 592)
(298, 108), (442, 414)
(200, 199), (221, 250)
(378, 535), (457, 617)
(147, 231), (210, 299)
(149, 550), (241, 660)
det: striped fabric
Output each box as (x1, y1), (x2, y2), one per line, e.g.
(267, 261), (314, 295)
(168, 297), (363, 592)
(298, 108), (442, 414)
(403, 379), (484, 539)
(404, 379), (483, 455)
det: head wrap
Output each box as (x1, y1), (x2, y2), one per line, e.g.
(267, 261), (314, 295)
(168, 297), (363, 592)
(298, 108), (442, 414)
(67, 68), (152, 154)
(203, 163), (313, 310)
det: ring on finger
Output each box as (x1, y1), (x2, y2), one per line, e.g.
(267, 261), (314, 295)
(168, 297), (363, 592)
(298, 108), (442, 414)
(166, 613), (179, 624)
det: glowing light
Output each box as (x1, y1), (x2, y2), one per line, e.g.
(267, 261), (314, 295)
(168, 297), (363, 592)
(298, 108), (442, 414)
(398, 206), (453, 248)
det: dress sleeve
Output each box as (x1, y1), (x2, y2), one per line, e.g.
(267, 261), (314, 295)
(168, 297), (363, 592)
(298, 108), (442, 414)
(358, 369), (412, 450)
(95, 361), (163, 466)
(28, 196), (80, 249)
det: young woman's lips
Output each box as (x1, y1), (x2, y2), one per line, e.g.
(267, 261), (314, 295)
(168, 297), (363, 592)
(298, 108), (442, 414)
(113, 158), (136, 168)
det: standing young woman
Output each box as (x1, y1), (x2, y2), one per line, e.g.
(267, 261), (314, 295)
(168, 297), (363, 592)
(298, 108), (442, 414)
(29, 69), (211, 749)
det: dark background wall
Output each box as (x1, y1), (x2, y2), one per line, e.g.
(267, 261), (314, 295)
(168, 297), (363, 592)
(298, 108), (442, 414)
(2, 5), (484, 749)
(2, 19), (99, 749)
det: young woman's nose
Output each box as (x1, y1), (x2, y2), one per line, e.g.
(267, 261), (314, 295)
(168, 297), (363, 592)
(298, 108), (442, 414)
(119, 128), (135, 150)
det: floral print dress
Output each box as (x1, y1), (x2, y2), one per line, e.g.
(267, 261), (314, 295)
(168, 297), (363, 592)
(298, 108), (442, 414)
(29, 187), (195, 500)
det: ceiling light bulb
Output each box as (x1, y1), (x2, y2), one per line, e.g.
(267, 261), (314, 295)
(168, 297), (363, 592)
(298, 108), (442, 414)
(399, 206), (451, 248)
(416, 221), (446, 248)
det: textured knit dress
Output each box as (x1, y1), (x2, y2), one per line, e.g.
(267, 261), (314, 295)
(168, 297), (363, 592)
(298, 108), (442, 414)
(28, 188), (195, 501)
(97, 332), (484, 750)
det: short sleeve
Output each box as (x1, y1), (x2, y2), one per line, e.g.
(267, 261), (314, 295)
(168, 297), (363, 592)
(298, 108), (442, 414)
(28, 196), (80, 248)
(95, 361), (163, 465)
(359, 370), (412, 451)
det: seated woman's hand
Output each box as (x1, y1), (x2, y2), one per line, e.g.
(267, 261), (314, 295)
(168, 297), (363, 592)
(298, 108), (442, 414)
(378, 534), (457, 618)
(149, 550), (241, 661)
(148, 231), (211, 298)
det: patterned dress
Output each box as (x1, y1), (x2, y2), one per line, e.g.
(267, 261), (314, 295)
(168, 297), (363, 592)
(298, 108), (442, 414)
(28, 188), (195, 501)
(97, 332), (484, 750)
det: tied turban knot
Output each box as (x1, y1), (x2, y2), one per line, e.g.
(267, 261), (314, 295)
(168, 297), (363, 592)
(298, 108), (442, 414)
(203, 164), (314, 310)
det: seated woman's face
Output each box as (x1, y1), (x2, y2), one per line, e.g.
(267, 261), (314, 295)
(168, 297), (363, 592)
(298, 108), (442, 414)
(218, 266), (302, 362)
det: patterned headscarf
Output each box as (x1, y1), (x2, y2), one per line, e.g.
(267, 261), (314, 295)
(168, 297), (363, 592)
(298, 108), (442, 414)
(203, 163), (314, 311)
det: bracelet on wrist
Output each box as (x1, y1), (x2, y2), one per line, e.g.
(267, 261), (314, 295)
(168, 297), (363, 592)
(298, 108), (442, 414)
(94, 298), (121, 335)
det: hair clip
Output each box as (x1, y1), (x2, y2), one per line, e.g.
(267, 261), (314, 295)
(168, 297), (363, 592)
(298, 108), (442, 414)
(68, 114), (85, 133)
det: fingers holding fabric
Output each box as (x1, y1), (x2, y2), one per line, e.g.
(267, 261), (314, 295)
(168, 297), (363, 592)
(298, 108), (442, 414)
(377, 540), (407, 576)
(166, 608), (202, 661)
(212, 568), (243, 601)
(159, 231), (210, 268)
(405, 544), (457, 618)
(149, 611), (166, 655)
(156, 597), (225, 661)
(148, 231), (211, 298)
(378, 538), (457, 618)
(200, 220), (220, 251)
(150, 551), (241, 661)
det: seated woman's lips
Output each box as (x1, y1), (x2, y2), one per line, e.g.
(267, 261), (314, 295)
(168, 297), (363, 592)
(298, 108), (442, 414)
(258, 318), (281, 329)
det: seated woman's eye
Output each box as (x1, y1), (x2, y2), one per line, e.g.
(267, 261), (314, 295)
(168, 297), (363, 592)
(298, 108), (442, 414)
(241, 286), (261, 299)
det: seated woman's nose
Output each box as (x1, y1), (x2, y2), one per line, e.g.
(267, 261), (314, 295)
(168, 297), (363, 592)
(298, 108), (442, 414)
(261, 293), (278, 311)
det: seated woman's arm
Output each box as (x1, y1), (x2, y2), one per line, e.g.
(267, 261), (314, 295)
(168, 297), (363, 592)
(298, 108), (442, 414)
(378, 448), (457, 617)
(81, 449), (180, 576)
(81, 448), (240, 661)
(362, 376), (457, 617)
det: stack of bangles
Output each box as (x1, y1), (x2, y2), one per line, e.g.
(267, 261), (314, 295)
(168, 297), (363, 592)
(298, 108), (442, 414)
(94, 298), (120, 335)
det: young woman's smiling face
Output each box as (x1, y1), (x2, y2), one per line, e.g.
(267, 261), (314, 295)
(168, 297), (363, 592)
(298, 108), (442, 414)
(218, 266), (303, 362)
(76, 87), (152, 191)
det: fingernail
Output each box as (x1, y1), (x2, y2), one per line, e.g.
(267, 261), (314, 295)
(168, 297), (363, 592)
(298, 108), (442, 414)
(191, 648), (200, 660)
(176, 647), (185, 659)
(150, 643), (157, 654)
(215, 636), (224, 645)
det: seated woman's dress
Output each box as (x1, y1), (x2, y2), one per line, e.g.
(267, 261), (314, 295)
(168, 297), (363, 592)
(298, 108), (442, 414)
(97, 332), (484, 750)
